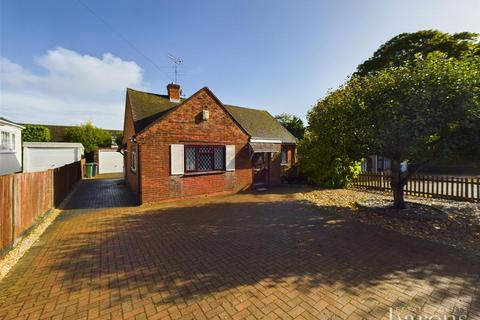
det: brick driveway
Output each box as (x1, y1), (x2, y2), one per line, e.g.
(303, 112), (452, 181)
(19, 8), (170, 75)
(0, 180), (479, 320)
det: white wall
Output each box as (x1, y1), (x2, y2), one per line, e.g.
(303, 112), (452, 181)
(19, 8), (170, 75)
(0, 125), (22, 175)
(23, 145), (83, 172)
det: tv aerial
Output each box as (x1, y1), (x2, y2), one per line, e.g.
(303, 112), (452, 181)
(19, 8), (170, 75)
(168, 54), (183, 84)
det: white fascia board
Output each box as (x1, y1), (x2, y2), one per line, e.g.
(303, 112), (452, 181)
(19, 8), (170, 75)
(250, 138), (282, 144)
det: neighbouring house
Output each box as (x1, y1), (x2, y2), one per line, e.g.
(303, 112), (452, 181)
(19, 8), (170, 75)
(361, 155), (392, 173)
(361, 155), (408, 173)
(0, 117), (24, 175)
(23, 142), (84, 172)
(360, 155), (479, 176)
(121, 84), (297, 203)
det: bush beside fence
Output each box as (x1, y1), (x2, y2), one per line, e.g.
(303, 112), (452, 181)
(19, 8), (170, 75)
(354, 172), (480, 202)
(0, 161), (82, 254)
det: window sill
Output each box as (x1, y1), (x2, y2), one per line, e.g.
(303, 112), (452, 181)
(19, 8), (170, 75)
(0, 150), (16, 154)
(183, 170), (225, 176)
(281, 163), (289, 166)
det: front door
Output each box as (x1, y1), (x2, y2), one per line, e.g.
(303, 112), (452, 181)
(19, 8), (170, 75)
(252, 153), (269, 186)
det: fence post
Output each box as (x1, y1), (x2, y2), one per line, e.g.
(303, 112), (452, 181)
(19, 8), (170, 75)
(476, 177), (479, 202)
(49, 169), (53, 209)
(12, 174), (19, 243)
(9, 175), (15, 247)
(465, 178), (469, 199)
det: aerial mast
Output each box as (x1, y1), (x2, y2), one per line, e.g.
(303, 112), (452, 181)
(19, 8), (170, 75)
(168, 54), (183, 84)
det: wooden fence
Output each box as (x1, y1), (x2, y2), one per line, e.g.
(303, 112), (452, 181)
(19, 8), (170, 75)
(54, 161), (82, 207)
(354, 172), (480, 202)
(0, 161), (82, 254)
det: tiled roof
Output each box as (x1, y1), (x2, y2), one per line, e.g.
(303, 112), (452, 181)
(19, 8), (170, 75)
(223, 105), (296, 144)
(127, 88), (182, 133)
(127, 88), (297, 143)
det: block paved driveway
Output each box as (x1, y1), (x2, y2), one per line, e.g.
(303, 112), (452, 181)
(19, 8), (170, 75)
(1, 179), (479, 320)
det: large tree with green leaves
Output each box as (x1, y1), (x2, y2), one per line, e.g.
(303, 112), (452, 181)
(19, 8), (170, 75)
(63, 121), (112, 155)
(22, 125), (51, 142)
(275, 113), (305, 139)
(356, 30), (479, 76)
(308, 52), (480, 209)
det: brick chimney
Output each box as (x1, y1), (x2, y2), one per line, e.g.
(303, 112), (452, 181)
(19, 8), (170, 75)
(167, 83), (181, 102)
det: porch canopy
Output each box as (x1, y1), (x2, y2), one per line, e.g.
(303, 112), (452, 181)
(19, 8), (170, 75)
(249, 142), (281, 153)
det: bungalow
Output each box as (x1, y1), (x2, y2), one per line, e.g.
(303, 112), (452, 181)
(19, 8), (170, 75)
(0, 117), (24, 176)
(122, 84), (297, 204)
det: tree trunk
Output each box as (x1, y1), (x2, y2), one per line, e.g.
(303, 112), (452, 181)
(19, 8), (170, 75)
(390, 159), (406, 209)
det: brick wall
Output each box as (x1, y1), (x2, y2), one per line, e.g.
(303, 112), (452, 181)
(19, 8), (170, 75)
(136, 89), (252, 203)
(280, 144), (296, 175)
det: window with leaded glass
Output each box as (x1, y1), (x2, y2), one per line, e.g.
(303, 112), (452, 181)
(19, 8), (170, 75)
(185, 145), (225, 172)
(214, 147), (224, 170)
(186, 146), (196, 171)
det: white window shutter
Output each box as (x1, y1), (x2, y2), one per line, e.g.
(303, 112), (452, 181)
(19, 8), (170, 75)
(170, 144), (184, 175)
(226, 145), (235, 171)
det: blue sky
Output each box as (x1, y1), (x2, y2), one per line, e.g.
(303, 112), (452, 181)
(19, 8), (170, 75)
(1, 0), (479, 129)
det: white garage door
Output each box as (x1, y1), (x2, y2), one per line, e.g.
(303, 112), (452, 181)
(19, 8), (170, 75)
(98, 150), (124, 174)
(25, 147), (81, 172)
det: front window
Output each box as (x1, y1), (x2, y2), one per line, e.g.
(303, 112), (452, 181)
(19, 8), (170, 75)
(185, 145), (225, 172)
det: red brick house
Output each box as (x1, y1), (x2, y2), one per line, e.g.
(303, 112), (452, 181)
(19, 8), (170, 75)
(122, 84), (297, 204)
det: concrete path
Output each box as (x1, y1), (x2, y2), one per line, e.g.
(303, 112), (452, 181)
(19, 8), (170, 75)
(0, 182), (479, 319)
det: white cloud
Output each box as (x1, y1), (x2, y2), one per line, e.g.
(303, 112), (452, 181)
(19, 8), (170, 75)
(0, 47), (145, 129)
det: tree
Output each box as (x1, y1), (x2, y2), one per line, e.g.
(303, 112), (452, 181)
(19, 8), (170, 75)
(113, 131), (123, 147)
(356, 30), (479, 76)
(63, 121), (112, 155)
(22, 125), (51, 142)
(299, 131), (360, 188)
(275, 113), (305, 139)
(308, 52), (480, 209)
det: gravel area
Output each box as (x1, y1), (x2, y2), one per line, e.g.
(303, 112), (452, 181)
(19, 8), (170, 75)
(0, 208), (62, 281)
(0, 181), (81, 282)
(302, 188), (480, 256)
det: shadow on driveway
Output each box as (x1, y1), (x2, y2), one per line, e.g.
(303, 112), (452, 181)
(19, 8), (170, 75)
(1, 188), (479, 319)
(63, 178), (138, 209)
(43, 194), (480, 316)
